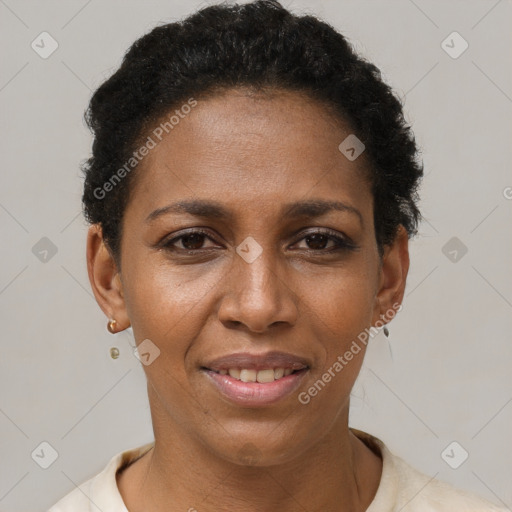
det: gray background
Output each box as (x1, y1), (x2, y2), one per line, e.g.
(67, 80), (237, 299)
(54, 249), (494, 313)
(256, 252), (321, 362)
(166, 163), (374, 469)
(0, 0), (511, 510)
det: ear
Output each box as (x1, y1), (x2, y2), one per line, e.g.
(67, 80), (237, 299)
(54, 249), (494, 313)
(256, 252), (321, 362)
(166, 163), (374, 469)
(86, 224), (130, 331)
(372, 224), (410, 326)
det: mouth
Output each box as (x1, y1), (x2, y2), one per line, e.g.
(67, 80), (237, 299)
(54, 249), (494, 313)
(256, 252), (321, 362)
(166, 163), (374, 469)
(200, 351), (310, 407)
(205, 367), (304, 383)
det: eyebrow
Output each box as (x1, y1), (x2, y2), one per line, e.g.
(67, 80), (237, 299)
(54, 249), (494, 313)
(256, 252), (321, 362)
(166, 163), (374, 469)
(145, 199), (363, 226)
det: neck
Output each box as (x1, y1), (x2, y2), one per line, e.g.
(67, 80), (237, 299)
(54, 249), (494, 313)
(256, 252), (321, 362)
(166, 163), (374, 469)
(118, 390), (382, 512)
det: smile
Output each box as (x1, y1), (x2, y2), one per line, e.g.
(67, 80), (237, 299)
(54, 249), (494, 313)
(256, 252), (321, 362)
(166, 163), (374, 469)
(211, 367), (298, 382)
(201, 350), (311, 407)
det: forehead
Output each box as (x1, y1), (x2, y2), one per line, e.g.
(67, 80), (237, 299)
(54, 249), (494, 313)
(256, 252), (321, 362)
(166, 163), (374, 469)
(127, 88), (373, 221)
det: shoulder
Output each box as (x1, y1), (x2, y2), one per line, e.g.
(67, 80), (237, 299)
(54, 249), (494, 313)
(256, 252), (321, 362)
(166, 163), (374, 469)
(47, 474), (96, 512)
(390, 451), (506, 511)
(47, 442), (154, 512)
(351, 429), (507, 512)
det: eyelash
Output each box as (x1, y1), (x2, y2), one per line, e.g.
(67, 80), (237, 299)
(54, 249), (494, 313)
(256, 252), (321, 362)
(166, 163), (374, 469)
(159, 228), (357, 255)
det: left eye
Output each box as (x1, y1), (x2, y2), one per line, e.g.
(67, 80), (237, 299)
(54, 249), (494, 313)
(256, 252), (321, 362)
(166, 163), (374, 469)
(160, 229), (355, 254)
(293, 231), (352, 251)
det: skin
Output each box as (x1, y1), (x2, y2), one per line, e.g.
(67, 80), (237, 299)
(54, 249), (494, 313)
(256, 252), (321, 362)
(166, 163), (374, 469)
(87, 87), (409, 512)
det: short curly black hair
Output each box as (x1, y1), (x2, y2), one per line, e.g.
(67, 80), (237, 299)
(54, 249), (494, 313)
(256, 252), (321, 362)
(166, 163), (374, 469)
(82, 0), (423, 267)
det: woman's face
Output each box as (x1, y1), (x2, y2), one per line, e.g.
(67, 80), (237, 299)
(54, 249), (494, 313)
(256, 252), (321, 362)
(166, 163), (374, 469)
(88, 88), (408, 466)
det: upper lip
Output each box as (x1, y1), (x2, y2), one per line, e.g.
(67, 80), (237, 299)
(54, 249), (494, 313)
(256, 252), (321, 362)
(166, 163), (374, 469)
(203, 351), (310, 372)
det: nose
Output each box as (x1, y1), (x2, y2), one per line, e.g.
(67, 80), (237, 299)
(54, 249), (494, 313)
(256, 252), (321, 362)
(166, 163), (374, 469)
(217, 246), (299, 334)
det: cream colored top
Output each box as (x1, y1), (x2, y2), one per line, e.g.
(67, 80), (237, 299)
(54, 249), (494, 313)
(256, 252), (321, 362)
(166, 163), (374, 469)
(48, 430), (507, 511)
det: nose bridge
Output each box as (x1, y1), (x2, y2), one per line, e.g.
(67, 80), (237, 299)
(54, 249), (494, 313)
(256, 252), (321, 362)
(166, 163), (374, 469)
(234, 229), (278, 289)
(235, 241), (281, 306)
(218, 239), (297, 332)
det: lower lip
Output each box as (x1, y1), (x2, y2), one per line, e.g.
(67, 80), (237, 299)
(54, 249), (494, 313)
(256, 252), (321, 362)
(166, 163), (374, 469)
(202, 369), (308, 407)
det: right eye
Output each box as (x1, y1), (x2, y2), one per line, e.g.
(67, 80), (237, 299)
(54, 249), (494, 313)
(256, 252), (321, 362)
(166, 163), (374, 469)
(161, 229), (222, 253)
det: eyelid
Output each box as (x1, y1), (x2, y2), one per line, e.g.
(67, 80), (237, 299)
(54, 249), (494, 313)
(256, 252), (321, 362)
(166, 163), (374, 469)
(289, 227), (357, 250)
(158, 227), (224, 249)
(158, 227), (357, 252)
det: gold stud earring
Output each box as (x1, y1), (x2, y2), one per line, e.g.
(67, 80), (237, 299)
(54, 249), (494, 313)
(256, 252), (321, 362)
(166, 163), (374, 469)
(107, 318), (117, 334)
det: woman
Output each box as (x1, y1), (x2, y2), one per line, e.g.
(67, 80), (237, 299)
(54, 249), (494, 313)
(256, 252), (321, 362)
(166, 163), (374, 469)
(48, 1), (506, 510)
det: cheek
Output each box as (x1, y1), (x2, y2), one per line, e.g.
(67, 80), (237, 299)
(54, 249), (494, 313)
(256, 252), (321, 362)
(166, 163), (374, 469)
(296, 275), (373, 415)
(298, 265), (376, 393)
(121, 262), (222, 415)
(122, 258), (225, 368)
(299, 264), (376, 340)
(124, 255), (220, 324)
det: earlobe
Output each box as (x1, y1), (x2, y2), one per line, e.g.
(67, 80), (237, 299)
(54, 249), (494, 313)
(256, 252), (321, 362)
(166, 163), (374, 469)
(86, 224), (130, 331)
(373, 225), (410, 325)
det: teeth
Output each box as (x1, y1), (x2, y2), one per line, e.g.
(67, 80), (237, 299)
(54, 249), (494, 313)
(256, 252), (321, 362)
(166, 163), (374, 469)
(240, 369), (257, 382)
(274, 367), (284, 379)
(218, 367), (298, 382)
(228, 368), (241, 379)
(256, 369), (275, 383)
